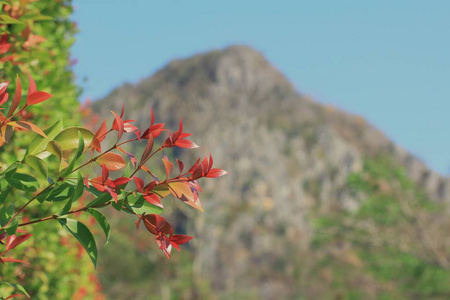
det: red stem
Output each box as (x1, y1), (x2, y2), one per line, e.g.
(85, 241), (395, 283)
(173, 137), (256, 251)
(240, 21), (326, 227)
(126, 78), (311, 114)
(3, 201), (112, 231)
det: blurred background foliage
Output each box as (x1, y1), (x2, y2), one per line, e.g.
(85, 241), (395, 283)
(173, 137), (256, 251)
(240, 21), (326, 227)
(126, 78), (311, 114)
(0, 1), (101, 299)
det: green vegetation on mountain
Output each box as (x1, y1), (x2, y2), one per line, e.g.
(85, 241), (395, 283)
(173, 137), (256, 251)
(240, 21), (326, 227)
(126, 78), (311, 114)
(311, 156), (450, 299)
(93, 46), (450, 299)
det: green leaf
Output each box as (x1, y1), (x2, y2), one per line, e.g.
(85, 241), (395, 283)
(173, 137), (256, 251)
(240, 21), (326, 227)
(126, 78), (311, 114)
(53, 127), (93, 151)
(85, 185), (103, 198)
(2, 281), (30, 298)
(86, 208), (111, 245)
(0, 203), (13, 226)
(59, 173), (84, 216)
(59, 158), (76, 178)
(47, 140), (67, 172)
(47, 140), (63, 160)
(87, 193), (112, 208)
(35, 151), (52, 160)
(122, 163), (131, 178)
(58, 197), (72, 216)
(111, 191), (125, 211)
(59, 132), (86, 178)
(3, 162), (18, 179)
(0, 186), (11, 205)
(6, 173), (39, 192)
(24, 155), (48, 178)
(126, 193), (145, 206)
(75, 131), (85, 160)
(72, 172), (85, 202)
(36, 186), (54, 203)
(124, 193), (163, 215)
(0, 15), (22, 24)
(4, 217), (18, 235)
(27, 119), (63, 155)
(58, 218), (98, 268)
(45, 182), (73, 202)
(128, 205), (163, 216)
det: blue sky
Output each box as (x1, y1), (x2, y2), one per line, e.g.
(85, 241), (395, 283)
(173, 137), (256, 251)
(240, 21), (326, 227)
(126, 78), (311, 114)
(72, 0), (450, 174)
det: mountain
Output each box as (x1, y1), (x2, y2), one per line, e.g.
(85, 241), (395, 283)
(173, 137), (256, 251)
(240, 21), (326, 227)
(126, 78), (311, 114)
(92, 46), (450, 300)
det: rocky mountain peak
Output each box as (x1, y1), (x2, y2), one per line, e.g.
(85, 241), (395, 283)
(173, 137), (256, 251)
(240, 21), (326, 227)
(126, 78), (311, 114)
(93, 45), (450, 299)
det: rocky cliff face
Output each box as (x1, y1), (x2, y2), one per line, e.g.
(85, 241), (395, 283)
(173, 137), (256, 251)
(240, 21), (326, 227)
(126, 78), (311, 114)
(92, 45), (450, 299)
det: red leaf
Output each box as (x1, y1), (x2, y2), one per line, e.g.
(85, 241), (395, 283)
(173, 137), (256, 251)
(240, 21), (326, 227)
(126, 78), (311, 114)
(206, 168), (228, 178)
(144, 193), (163, 208)
(177, 117), (183, 134)
(108, 189), (118, 203)
(151, 124), (166, 138)
(93, 119), (107, 140)
(189, 180), (202, 193)
(188, 158), (201, 173)
(201, 156), (209, 173)
(171, 118), (183, 141)
(84, 175), (90, 188)
(171, 234), (193, 250)
(90, 178), (106, 192)
(139, 134), (154, 166)
(155, 215), (172, 234)
(113, 177), (132, 186)
(172, 234), (193, 244)
(150, 107), (155, 126)
(124, 122), (138, 133)
(97, 153), (126, 171)
(101, 165), (109, 183)
(120, 103), (125, 117)
(176, 159), (184, 174)
(27, 91), (53, 105)
(6, 75), (21, 118)
(192, 163), (204, 180)
(27, 74), (36, 97)
(162, 157), (173, 180)
(91, 119), (107, 152)
(208, 153), (214, 171)
(8, 121), (46, 137)
(169, 182), (203, 212)
(141, 165), (151, 173)
(169, 182), (194, 202)
(23, 34), (46, 47)
(134, 129), (142, 141)
(0, 92), (9, 106)
(145, 180), (157, 191)
(178, 133), (191, 139)
(111, 111), (124, 141)
(143, 214), (171, 236)
(0, 43), (10, 55)
(174, 139), (199, 149)
(135, 215), (143, 229)
(5, 234), (32, 252)
(133, 176), (144, 192)
(0, 81), (9, 95)
(1, 258), (29, 265)
(140, 123), (165, 139)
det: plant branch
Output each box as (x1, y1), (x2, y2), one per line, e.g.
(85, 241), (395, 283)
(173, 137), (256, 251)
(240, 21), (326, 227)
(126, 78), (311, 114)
(5, 201), (112, 230)
(4, 183), (55, 228)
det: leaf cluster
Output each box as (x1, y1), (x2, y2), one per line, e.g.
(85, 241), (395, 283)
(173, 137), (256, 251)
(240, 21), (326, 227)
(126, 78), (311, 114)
(0, 76), (226, 298)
